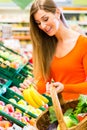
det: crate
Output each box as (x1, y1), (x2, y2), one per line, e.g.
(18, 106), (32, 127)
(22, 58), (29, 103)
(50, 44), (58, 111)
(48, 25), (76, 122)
(36, 86), (87, 130)
(0, 76), (26, 128)
(0, 74), (38, 118)
(1, 87), (45, 114)
(0, 58), (27, 79)
(0, 42), (21, 57)
(19, 62), (33, 78)
(12, 73), (26, 87)
(0, 110), (26, 128)
(0, 62), (16, 79)
(0, 89), (38, 118)
(0, 42), (28, 79)
(0, 73), (12, 95)
(0, 89), (38, 127)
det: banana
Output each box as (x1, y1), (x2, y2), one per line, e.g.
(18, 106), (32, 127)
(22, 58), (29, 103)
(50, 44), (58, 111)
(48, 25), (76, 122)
(38, 93), (49, 104)
(23, 88), (39, 108)
(30, 86), (49, 105)
(30, 86), (45, 107)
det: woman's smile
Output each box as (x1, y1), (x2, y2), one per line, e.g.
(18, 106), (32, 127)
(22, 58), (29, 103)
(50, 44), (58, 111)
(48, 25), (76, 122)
(45, 26), (52, 34)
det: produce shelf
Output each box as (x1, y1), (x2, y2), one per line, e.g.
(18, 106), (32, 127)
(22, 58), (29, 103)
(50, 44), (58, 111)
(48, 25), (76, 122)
(0, 110), (26, 128)
(0, 42), (28, 79)
(0, 94), (38, 118)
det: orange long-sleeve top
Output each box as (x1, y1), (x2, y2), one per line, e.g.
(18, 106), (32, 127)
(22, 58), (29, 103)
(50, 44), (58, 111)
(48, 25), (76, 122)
(36, 35), (87, 100)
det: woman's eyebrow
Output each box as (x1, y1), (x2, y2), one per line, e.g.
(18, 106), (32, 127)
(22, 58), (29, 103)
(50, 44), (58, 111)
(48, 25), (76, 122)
(35, 14), (47, 22)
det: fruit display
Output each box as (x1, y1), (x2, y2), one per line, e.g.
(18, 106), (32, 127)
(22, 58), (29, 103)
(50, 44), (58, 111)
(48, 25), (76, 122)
(0, 42), (28, 68)
(0, 120), (12, 129)
(0, 68), (37, 128)
(10, 86), (22, 95)
(11, 62), (34, 87)
(0, 100), (34, 128)
(0, 42), (28, 80)
(0, 76), (12, 95)
(1, 88), (38, 117)
(0, 86), (46, 129)
(0, 42), (34, 88)
(19, 62), (33, 78)
(0, 42), (51, 129)
(10, 73), (26, 87)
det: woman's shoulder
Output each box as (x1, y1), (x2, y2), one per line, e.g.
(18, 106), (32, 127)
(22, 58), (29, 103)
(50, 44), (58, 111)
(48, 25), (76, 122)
(77, 35), (87, 54)
(79, 34), (87, 42)
(77, 35), (87, 45)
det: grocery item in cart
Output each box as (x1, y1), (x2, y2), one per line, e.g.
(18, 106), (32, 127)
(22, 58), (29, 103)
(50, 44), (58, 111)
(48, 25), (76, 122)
(36, 85), (87, 130)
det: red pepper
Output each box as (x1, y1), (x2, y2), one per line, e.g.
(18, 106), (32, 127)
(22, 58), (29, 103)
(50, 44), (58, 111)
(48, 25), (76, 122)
(77, 113), (87, 122)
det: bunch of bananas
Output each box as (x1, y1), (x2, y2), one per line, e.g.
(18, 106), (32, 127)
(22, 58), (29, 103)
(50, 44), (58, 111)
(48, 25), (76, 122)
(23, 85), (49, 108)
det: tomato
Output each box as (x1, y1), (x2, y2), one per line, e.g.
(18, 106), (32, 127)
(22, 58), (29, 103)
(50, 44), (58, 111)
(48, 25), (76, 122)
(77, 113), (87, 122)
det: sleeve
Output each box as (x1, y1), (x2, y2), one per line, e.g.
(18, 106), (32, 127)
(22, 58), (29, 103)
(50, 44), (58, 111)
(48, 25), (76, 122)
(36, 76), (51, 94)
(64, 53), (87, 94)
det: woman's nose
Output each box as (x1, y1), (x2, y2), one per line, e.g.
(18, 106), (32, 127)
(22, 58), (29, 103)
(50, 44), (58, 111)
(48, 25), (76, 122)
(41, 22), (46, 29)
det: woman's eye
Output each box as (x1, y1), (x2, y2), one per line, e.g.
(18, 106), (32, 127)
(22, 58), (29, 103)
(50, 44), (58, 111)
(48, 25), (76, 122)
(37, 22), (41, 26)
(36, 17), (49, 26)
(44, 17), (48, 22)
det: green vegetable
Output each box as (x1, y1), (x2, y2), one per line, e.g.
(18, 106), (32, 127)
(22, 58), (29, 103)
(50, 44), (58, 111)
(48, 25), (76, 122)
(49, 94), (87, 130)
(57, 115), (78, 130)
(69, 114), (79, 125)
(74, 94), (87, 115)
(49, 106), (57, 123)
(64, 109), (79, 125)
(64, 108), (73, 116)
(63, 116), (76, 127)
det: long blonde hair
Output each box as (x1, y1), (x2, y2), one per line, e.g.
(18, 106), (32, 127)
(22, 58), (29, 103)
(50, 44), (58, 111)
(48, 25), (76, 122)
(30, 0), (68, 80)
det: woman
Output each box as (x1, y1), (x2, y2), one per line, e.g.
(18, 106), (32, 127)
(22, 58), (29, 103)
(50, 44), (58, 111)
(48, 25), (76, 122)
(20, 0), (87, 100)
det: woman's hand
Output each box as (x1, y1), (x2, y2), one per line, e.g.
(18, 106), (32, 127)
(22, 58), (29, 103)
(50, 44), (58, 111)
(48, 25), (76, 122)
(46, 81), (64, 94)
(19, 77), (34, 92)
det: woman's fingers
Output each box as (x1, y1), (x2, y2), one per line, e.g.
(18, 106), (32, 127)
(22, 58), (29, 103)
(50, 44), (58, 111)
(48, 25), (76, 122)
(20, 78), (34, 90)
(19, 87), (24, 92)
(53, 82), (64, 93)
(46, 82), (64, 94)
(46, 82), (50, 94)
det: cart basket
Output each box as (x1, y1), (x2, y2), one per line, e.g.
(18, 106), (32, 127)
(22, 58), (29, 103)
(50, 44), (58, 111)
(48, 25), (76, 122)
(36, 85), (87, 130)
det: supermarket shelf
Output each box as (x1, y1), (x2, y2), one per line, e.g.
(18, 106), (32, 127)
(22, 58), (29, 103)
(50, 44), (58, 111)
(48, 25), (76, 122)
(0, 6), (29, 10)
(63, 7), (87, 13)
(64, 10), (87, 14)
(0, 35), (31, 41)
(0, 5), (30, 42)
(78, 21), (87, 25)
(0, 19), (29, 23)
(0, 27), (29, 31)
(13, 35), (31, 40)
(12, 27), (29, 31)
(62, 6), (87, 35)
(63, 6), (87, 11)
(68, 20), (87, 26)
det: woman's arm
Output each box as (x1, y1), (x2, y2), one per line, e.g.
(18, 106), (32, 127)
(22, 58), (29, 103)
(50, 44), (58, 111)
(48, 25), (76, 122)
(64, 82), (87, 94)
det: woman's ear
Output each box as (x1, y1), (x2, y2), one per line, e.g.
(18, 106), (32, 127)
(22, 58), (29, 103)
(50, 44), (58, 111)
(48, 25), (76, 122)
(55, 8), (61, 20)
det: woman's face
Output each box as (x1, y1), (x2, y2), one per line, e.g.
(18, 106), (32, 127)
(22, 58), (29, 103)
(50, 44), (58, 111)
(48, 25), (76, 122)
(34, 9), (60, 36)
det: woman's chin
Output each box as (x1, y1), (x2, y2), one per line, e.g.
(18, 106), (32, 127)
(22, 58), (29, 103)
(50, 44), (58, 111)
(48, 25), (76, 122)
(46, 32), (54, 36)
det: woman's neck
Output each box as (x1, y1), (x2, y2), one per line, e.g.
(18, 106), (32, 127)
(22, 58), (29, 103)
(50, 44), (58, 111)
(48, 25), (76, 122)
(55, 23), (80, 44)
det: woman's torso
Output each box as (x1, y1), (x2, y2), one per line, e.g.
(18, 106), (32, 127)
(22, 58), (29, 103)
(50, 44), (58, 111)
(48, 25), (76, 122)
(51, 35), (87, 84)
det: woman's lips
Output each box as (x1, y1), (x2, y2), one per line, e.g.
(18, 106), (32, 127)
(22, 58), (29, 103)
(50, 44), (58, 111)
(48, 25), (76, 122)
(45, 26), (52, 34)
